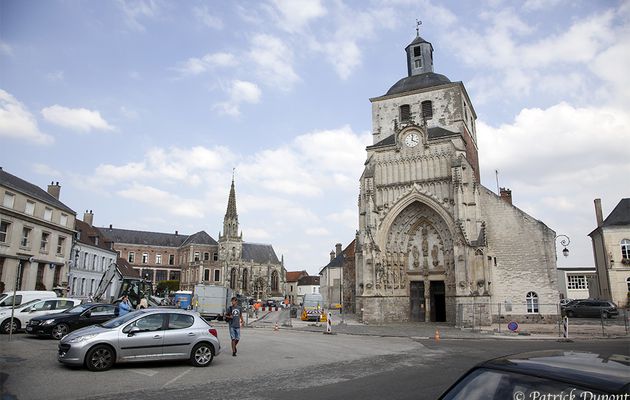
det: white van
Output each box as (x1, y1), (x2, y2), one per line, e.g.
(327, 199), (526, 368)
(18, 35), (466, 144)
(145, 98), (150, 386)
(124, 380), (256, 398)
(0, 291), (58, 308)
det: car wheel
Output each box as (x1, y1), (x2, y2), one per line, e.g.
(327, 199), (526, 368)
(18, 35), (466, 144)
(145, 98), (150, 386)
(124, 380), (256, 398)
(602, 312), (610, 319)
(85, 345), (115, 372)
(190, 342), (214, 367)
(1, 318), (19, 334)
(51, 323), (69, 340)
(565, 311), (574, 318)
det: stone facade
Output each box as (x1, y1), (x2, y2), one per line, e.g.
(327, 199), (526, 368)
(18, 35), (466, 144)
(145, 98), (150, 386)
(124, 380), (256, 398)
(355, 33), (560, 325)
(589, 198), (630, 308)
(0, 169), (76, 293)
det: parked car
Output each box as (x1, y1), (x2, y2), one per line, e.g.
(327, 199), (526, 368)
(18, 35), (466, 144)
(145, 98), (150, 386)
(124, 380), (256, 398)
(562, 299), (618, 318)
(58, 309), (221, 371)
(0, 298), (82, 334)
(0, 291), (58, 308)
(438, 350), (630, 399)
(26, 303), (117, 339)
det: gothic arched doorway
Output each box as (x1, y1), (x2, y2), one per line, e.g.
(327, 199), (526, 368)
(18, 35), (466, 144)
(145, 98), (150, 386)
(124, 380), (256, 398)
(385, 201), (454, 322)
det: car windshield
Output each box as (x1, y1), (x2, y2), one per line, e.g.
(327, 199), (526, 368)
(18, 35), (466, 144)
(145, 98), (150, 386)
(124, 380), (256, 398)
(65, 304), (93, 314)
(101, 310), (143, 328)
(303, 300), (323, 307)
(18, 299), (41, 310)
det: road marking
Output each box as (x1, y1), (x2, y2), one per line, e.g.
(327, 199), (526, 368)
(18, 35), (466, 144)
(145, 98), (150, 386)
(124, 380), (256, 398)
(162, 367), (193, 388)
(131, 368), (159, 377)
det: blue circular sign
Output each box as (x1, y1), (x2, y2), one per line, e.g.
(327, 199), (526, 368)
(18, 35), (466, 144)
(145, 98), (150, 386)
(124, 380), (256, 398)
(507, 321), (519, 332)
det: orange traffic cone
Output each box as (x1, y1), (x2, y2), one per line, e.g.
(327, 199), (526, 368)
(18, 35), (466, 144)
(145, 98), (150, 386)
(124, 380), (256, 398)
(434, 329), (440, 342)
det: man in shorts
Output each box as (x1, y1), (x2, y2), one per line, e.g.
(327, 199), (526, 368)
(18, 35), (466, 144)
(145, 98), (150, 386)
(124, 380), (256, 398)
(226, 297), (245, 357)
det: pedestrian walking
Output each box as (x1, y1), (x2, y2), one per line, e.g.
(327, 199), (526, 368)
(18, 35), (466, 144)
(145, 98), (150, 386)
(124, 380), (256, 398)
(118, 294), (133, 316)
(225, 296), (244, 357)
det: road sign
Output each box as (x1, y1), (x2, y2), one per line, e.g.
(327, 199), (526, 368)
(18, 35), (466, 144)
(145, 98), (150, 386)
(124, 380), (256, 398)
(507, 321), (519, 332)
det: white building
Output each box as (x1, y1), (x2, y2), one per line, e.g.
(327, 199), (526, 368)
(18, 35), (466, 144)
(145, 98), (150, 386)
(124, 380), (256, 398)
(556, 266), (595, 301)
(296, 275), (320, 305)
(0, 168), (76, 293)
(69, 212), (118, 300)
(319, 243), (344, 308)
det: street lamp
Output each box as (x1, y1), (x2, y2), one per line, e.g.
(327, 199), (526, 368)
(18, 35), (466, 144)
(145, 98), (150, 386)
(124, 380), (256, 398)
(555, 234), (571, 258)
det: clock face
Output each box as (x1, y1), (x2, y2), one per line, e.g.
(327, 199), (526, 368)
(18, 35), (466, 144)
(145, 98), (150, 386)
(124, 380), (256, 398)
(404, 132), (420, 147)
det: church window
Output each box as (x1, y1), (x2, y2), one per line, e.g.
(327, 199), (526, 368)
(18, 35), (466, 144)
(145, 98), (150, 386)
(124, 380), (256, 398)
(399, 104), (411, 122)
(526, 292), (539, 313)
(271, 270), (279, 292)
(230, 268), (237, 290)
(621, 239), (630, 260)
(421, 101), (433, 120)
(242, 269), (248, 291)
(413, 46), (421, 57)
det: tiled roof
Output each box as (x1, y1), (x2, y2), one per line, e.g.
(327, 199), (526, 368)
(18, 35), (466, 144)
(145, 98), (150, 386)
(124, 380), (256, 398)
(116, 257), (140, 278)
(99, 227), (188, 247)
(75, 219), (115, 252)
(603, 198), (630, 227)
(286, 270), (308, 282)
(181, 230), (218, 246)
(242, 243), (280, 264)
(298, 275), (319, 286)
(0, 168), (75, 214)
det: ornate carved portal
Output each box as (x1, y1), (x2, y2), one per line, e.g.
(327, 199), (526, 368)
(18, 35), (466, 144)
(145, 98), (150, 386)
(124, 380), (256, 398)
(375, 201), (454, 321)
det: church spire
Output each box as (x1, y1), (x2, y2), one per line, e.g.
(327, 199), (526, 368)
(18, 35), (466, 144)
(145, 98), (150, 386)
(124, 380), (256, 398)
(221, 171), (240, 240)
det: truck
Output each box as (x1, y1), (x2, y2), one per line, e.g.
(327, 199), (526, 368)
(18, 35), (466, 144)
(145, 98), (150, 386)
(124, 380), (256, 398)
(301, 293), (326, 322)
(193, 284), (234, 320)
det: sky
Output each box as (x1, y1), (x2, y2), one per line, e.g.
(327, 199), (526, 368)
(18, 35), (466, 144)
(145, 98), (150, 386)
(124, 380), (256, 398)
(1, 0), (628, 275)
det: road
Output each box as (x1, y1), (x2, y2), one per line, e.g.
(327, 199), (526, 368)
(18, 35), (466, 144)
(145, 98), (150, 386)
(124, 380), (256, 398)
(0, 324), (627, 400)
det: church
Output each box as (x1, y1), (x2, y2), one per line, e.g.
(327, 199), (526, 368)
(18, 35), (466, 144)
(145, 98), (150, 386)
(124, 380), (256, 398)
(355, 30), (560, 325)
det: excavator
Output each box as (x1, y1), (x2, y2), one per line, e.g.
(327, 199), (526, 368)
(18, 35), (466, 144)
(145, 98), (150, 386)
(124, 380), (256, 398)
(92, 262), (157, 309)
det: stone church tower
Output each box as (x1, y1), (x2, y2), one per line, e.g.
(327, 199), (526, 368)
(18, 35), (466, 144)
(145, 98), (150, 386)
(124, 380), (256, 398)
(356, 31), (560, 324)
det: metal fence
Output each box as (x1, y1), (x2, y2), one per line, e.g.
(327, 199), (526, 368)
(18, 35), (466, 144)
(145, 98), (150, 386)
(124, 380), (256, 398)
(456, 302), (629, 337)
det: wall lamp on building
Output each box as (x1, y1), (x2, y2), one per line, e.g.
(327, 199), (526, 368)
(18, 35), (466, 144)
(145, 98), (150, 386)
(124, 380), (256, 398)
(555, 234), (570, 258)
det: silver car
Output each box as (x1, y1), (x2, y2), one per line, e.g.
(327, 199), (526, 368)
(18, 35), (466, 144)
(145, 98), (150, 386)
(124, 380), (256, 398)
(58, 308), (221, 371)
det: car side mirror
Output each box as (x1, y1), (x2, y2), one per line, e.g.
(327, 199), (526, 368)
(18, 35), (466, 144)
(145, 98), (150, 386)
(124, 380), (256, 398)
(83, 311), (92, 318)
(127, 326), (141, 337)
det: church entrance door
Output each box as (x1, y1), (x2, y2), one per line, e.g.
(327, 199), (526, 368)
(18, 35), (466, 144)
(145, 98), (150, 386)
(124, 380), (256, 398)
(430, 281), (446, 322)
(409, 281), (425, 322)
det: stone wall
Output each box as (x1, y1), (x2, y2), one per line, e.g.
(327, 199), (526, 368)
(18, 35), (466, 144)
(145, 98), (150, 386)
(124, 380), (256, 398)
(359, 296), (410, 324)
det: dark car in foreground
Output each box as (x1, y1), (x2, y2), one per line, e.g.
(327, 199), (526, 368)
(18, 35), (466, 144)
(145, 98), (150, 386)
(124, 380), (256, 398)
(58, 309), (221, 371)
(438, 350), (630, 399)
(561, 299), (618, 318)
(26, 303), (117, 339)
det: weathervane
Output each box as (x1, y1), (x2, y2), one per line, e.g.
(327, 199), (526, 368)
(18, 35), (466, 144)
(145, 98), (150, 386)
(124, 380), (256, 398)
(416, 19), (422, 36)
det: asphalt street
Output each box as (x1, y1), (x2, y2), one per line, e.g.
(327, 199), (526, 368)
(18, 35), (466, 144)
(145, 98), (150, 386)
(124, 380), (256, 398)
(0, 323), (628, 400)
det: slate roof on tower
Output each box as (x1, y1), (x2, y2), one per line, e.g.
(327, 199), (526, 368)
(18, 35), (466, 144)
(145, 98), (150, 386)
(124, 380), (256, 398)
(602, 198), (630, 227)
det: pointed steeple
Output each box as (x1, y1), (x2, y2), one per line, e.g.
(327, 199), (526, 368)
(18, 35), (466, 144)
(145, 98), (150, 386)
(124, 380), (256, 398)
(221, 172), (240, 241)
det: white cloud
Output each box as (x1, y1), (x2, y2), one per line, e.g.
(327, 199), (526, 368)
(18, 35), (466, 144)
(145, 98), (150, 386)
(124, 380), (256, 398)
(192, 5), (224, 29)
(41, 105), (114, 132)
(116, 0), (160, 32)
(244, 227), (271, 240)
(326, 209), (358, 230)
(248, 34), (299, 90)
(33, 163), (61, 177)
(174, 52), (237, 76)
(0, 40), (13, 56)
(269, 0), (327, 32)
(306, 227), (330, 236)
(0, 90), (53, 145)
(214, 80), (262, 116)
(118, 183), (205, 217)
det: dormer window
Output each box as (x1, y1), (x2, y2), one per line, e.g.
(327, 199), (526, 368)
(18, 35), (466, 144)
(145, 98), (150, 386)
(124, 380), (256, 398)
(400, 104), (411, 122)
(421, 101), (433, 120)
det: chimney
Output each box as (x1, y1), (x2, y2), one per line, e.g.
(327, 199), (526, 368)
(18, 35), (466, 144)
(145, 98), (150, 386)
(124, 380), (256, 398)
(335, 243), (342, 257)
(330, 250), (335, 262)
(175, 230), (178, 236)
(109, 224), (112, 230)
(83, 210), (94, 226)
(499, 187), (512, 205)
(594, 198), (604, 227)
(47, 181), (61, 200)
